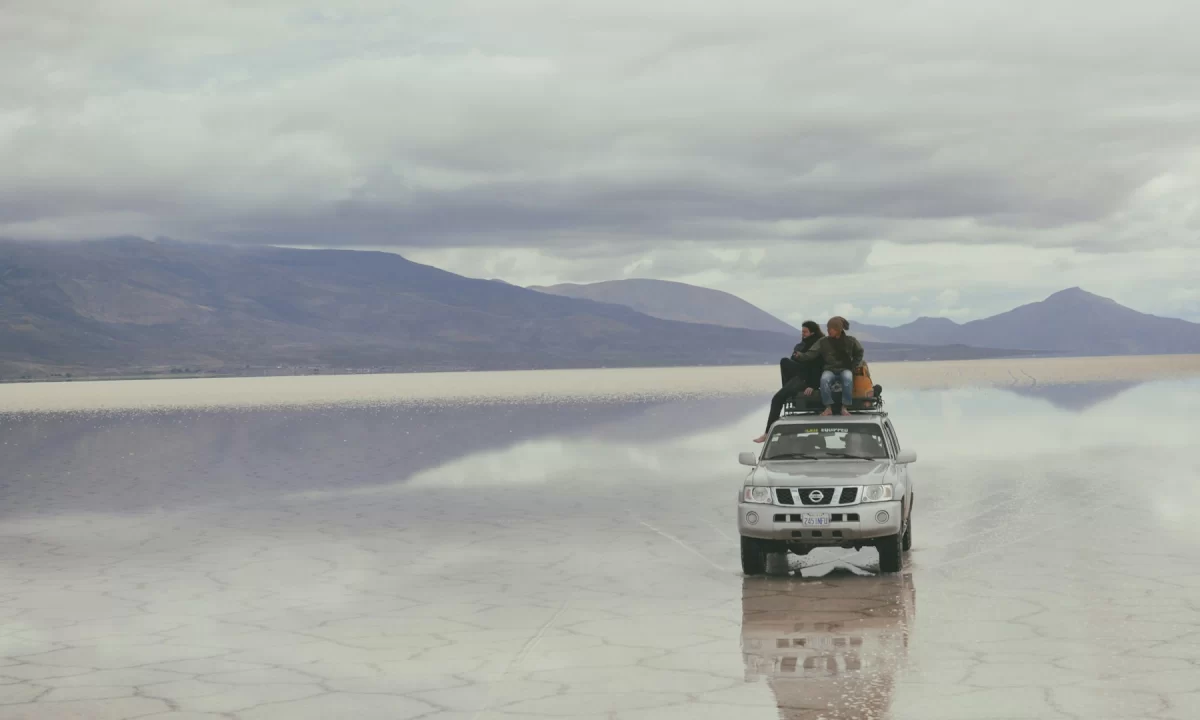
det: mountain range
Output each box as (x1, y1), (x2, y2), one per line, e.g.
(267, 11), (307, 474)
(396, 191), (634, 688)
(7, 239), (1188, 381)
(852, 288), (1200, 355)
(530, 279), (797, 334)
(537, 280), (1200, 357)
(0, 238), (1034, 380)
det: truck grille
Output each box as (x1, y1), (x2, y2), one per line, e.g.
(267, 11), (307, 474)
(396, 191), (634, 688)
(775, 487), (859, 506)
(774, 513), (861, 522)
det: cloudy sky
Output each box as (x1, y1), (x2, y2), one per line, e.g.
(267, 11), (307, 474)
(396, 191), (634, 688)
(4, 0), (1200, 324)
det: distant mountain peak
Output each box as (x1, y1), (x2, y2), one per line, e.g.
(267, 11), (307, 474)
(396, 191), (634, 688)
(530, 279), (798, 334)
(1043, 287), (1115, 304)
(95, 235), (155, 246)
(908, 316), (960, 327)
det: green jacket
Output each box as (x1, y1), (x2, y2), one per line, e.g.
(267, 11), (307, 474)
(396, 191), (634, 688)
(792, 335), (864, 373)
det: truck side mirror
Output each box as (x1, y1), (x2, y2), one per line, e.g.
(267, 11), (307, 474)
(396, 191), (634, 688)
(895, 449), (917, 464)
(738, 451), (758, 467)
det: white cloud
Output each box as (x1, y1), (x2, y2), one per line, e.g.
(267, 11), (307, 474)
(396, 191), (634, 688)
(867, 306), (913, 322)
(933, 288), (971, 319)
(405, 240), (1200, 323)
(3, 0), (1199, 320)
(831, 303), (864, 320)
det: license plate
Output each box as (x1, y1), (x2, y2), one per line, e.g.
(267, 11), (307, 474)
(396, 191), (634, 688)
(801, 513), (830, 526)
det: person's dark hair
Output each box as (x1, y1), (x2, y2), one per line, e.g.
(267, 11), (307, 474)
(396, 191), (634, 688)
(799, 320), (824, 352)
(827, 316), (846, 332)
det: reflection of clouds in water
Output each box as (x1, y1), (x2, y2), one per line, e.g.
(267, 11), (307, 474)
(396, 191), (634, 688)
(276, 395), (764, 496)
(0, 396), (762, 514)
(405, 404), (762, 489)
(400, 381), (1200, 545)
(406, 438), (616, 489)
(895, 380), (1200, 558)
(887, 380), (1197, 458)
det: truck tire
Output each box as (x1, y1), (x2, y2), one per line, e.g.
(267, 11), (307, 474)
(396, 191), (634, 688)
(877, 532), (904, 574)
(741, 536), (767, 576)
(902, 495), (914, 551)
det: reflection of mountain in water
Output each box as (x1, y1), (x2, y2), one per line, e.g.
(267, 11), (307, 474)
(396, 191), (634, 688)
(572, 394), (763, 442)
(742, 572), (915, 719)
(0, 395), (762, 517)
(1003, 381), (1141, 412)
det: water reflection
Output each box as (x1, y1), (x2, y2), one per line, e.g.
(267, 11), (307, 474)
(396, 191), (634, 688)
(0, 395), (762, 516)
(742, 573), (915, 720)
(1001, 380), (1141, 411)
(0, 374), (1198, 719)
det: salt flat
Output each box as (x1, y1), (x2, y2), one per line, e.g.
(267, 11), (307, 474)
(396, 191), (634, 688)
(0, 367), (1198, 719)
(1, 354), (1198, 413)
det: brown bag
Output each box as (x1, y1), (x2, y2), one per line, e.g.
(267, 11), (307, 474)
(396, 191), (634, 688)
(852, 362), (874, 399)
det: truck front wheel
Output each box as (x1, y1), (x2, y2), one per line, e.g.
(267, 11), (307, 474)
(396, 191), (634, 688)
(877, 532), (904, 573)
(741, 536), (767, 576)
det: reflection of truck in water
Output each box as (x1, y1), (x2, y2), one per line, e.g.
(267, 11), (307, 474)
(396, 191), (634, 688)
(741, 573), (915, 719)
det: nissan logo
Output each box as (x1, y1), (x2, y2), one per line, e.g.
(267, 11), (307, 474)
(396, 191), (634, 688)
(808, 490), (825, 503)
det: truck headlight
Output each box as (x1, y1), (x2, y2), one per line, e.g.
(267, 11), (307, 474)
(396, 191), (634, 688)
(861, 484), (894, 503)
(743, 486), (773, 504)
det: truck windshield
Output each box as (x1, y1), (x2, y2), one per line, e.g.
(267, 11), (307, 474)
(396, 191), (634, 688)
(763, 424), (889, 461)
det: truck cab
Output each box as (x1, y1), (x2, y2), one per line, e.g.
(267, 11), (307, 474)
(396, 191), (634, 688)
(737, 408), (916, 575)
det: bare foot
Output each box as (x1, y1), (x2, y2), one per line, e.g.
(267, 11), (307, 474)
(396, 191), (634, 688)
(840, 407), (852, 416)
(820, 407), (833, 416)
(753, 434), (767, 443)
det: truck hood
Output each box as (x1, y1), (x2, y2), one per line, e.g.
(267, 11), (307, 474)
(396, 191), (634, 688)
(751, 460), (898, 487)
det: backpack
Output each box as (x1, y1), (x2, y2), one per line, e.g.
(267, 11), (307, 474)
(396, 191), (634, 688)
(852, 362), (874, 399)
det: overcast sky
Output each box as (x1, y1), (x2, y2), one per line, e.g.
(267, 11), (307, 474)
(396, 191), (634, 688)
(4, 0), (1199, 324)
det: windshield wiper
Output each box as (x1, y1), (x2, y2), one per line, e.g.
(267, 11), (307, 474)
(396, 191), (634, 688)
(765, 452), (821, 461)
(823, 452), (878, 461)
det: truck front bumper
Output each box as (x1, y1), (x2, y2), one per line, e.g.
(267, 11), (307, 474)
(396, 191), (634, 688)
(737, 500), (902, 544)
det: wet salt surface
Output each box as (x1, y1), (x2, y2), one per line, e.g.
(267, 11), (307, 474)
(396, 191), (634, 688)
(0, 363), (1198, 719)
(2, 354), (1199, 413)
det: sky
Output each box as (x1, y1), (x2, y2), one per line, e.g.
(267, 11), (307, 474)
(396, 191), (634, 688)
(4, 0), (1200, 325)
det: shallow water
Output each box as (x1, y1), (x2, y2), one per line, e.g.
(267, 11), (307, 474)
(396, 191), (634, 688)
(1, 366), (1199, 719)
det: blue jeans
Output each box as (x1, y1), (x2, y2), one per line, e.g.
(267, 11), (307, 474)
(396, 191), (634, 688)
(820, 369), (853, 407)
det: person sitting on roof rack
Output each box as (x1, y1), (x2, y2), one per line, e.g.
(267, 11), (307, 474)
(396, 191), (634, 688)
(789, 316), (865, 417)
(779, 320), (825, 388)
(753, 320), (825, 443)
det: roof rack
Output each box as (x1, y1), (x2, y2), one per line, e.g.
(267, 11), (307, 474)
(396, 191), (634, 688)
(780, 383), (886, 417)
(780, 402), (886, 418)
